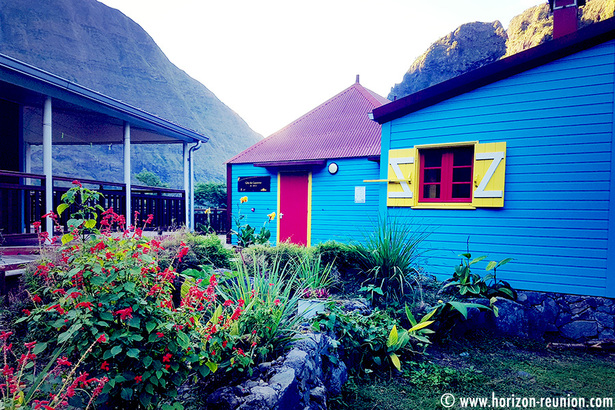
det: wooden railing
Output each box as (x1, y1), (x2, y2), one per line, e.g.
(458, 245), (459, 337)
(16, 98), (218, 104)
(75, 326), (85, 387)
(0, 170), (185, 237)
(194, 208), (229, 234)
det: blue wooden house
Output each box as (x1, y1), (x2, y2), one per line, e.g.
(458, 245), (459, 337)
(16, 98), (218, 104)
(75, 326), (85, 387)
(226, 78), (388, 246)
(371, 15), (615, 297)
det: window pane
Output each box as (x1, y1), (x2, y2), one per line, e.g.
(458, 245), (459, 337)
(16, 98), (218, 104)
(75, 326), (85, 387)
(452, 183), (472, 198)
(453, 147), (473, 166)
(423, 150), (443, 168)
(453, 167), (471, 182)
(424, 169), (441, 183)
(423, 184), (440, 199)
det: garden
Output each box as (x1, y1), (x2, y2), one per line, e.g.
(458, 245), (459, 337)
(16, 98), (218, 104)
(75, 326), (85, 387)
(0, 183), (613, 409)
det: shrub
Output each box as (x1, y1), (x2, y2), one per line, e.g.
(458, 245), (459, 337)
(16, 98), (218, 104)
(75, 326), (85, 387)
(160, 231), (234, 271)
(240, 241), (312, 274)
(313, 240), (359, 275)
(17, 182), (264, 407)
(348, 218), (429, 306)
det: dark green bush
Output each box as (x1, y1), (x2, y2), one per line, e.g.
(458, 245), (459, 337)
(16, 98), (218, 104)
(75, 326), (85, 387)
(160, 232), (234, 272)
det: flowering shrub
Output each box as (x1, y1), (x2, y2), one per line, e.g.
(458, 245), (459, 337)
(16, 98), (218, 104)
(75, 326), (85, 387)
(0, 330), (108, 410)
(19, 183), (259, 407)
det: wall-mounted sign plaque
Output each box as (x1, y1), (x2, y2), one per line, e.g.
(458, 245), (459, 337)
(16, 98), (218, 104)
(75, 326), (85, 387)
(238, 176), (271, 192)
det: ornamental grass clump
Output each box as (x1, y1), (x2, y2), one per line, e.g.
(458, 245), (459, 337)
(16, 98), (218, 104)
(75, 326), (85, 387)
(17, 182), (265, 407)
(349, 217), (429, 306)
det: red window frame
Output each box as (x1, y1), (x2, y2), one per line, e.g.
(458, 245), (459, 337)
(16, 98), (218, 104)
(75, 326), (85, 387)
(419, 147), (474, 203)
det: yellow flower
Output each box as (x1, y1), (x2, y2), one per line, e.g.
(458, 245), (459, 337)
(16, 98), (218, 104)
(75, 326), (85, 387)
(267, 212), (276, 221)
(240, 196), (248, 203)
(204, 208), (211, 214)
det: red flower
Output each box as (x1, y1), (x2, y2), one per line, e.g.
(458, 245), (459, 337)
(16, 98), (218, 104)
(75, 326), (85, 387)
(223, 299), (234, 307)
(57, 357), (72, 367)
(100, 361), (110, 371)
(96, 334), (107, 343)
(52, 289), (66, 295)
(134, 375), (142, 384)
(274, 299), (280, 306)
(22, 309), (31, 316)
(165, 364), (171, 370)
(71, 180), (82, 187)
(113, 307), (133, 321)
(75, 302), (93, 311)
(0, 331), (12, 341)
(24, 341), (37, 350)
(32, 295), (42, 304)
(162, 353), (172, 363)
(156, 332), (164, 338)
(177, 245), (189, 262)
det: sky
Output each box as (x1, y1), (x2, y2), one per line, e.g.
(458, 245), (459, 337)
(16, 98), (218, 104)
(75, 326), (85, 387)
(98, 0), (544, 137)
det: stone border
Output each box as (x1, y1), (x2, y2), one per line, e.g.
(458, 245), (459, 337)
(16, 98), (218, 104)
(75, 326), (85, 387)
(468, 291), (615, 341)
(206, 332), (347, 410)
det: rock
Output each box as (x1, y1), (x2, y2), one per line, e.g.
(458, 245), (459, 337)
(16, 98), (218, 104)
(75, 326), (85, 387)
(247, 386), (277, 409)
(516, 370), (534, 379)
(284, 349), (309, 374)
(269, 368), (301, 410)
(389, 21), (507, 99)
(599, 329), (615, 340)
(561, 321), (598, 340)
(207, 386), (241, 409)
(596, 312), (614, 329)
(520, 291), (546, 306)
(324, 359), (347, 396)
(309, 385), (328, 407)
(493, 298), (528, 338)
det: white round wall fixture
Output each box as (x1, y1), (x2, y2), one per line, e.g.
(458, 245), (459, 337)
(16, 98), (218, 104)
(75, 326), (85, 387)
(328, 162), (339, 175)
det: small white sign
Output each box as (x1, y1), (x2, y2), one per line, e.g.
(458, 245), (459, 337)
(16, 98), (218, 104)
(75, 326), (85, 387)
(355, 186), (366, 203)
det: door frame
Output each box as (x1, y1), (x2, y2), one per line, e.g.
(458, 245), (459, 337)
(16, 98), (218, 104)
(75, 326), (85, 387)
(276, 171), (312, 246)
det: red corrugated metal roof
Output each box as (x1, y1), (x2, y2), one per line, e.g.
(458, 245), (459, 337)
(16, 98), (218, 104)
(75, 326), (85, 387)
(227, 81), (389, 164)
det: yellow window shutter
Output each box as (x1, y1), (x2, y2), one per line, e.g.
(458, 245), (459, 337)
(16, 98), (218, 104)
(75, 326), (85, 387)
(472, 142), (506, 208)
(387, 148), (418, 207)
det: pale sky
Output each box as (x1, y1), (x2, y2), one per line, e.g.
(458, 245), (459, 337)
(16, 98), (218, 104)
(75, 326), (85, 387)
(98, 0), (544, 137)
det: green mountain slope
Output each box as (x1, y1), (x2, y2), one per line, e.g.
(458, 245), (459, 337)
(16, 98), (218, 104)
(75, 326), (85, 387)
(0, 0), (262, 186)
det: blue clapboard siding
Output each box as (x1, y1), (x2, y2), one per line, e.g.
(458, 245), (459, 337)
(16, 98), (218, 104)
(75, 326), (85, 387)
(229, 164), (278, 244)
(382, 40), (615, 297)
(311, 158), (380, 244)
(231, 158), (380, 246)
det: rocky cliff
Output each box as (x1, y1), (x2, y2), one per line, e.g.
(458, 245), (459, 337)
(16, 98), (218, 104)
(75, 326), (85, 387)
(0, 0), (262, 186)
(390, 0), (615, 100)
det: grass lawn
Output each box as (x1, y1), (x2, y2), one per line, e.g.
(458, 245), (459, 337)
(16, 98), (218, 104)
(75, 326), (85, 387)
(331, 331), (615, 409)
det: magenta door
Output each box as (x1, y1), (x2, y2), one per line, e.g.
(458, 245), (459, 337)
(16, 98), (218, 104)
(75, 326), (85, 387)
(279, 173), (309, 246)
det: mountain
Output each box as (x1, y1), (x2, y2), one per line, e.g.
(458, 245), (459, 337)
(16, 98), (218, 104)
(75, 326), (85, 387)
(0, 0), (262, 186)
(390, 0), (615, 100)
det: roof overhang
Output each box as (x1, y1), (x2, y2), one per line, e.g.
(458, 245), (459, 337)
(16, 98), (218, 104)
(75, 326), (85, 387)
(252, 159), (326, 168)
(0, 53), (208, 145)
(372, 16), (615, 124)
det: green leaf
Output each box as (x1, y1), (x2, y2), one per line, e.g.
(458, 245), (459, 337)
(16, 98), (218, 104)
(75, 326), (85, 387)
(121, 388), (133, 401)
(486, 261), (498, 271)
(124, 282), (136, 292)
(127, 348), (140, 358)
(91, 276), (106, 287)
(448, 301), (469, 319)
(32, 342), (47, 355)
(405, 304), (417, 326)
(145, 384), (155, 395)
(408, 320), (434, 332)
(84, 219), (97, 229)
(156, 370), (163, 379)
(99, 311), (113, 321)
(111, 345), (122, 357)
(198, 365), (211, 377)
(387, 325), (398, 348)
(389, 353), (401, 371)
(205, 361), (218, 373)
(470, 255), (487, 265)
(57, 203), (70, 216)
(143, 356), (153, 368)
(61, 234), (74, 245)
(176, 331), (190, 349)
